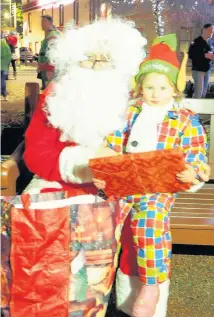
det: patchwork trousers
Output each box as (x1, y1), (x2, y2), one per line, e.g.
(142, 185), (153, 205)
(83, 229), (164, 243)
(121, 193), (176, 285)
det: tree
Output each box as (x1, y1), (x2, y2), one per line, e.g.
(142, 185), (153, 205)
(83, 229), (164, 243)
(16, 2), (23, 36)
(1, 8), (10, 28)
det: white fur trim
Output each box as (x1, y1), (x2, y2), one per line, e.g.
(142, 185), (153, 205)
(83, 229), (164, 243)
(126, 101), (174, 153)
(59, 146), (95, 184)
(23, 175), (62, 194)
(14, 194), (104, 210)
(186, 182), (205, 193)
(116, 268), (170, 317)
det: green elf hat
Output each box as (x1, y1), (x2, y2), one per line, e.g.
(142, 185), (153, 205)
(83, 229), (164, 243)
(132, 33), (188, 92)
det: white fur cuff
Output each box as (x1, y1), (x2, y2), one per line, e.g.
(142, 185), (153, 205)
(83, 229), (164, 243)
(59, 146), (95, 184)
(186, 182), (205, 193)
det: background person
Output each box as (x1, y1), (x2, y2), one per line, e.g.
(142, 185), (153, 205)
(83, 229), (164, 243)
(6, 31), (18, 79)
(1, 39), (11, 101)
(38, 15), (60, 89)
(188, 23), (214, 98)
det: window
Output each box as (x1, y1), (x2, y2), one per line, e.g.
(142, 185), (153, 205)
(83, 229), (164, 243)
(42, 9), (46, 16)
(179, 27), (192, 49)
(59, 4), (64, 26)
(73, 0), (79, 25)
(100, 3), (107, 19)
(28, 13), (32, 32)
(90, 0), (96, 21)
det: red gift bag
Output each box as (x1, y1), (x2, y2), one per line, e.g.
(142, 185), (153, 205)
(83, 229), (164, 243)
(1, 192), (121, 317)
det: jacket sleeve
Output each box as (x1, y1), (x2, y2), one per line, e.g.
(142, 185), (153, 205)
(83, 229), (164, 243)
(1, 42), (11, 66)
(44, 33), (57, 69)
(180, 112), (208, 191)
(40, 31), (59, 72)
(24, 90), (66, 181)
(188, 39), (207, 61)
(24, 88), (95, 184)
(188, 41), (195, 60)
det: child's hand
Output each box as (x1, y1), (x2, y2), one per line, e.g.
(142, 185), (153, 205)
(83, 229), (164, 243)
(95, 147), (118, 158)
(95, 140), (118, 158)
(176, 164), (196, 183)
(197, 164), (211, 182)
(92, 178), (106, 190)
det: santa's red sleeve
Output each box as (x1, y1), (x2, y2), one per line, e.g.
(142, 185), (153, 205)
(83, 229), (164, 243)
(24, 86), (95, 184)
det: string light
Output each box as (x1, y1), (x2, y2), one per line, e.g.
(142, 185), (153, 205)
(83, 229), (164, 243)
(105, 0), (166, 35)
(109, 0), (144, 8)
(165, 0), (214, 27)
(106, 0), (213, 35)
(150, 0), (165, 36)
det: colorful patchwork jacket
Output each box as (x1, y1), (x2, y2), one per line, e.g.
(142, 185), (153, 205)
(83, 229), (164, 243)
(106, 98), (208, 186)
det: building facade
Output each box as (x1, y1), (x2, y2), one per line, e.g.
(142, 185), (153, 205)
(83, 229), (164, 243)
(21, 0), (109, 53)
(21, 0), (214, 54)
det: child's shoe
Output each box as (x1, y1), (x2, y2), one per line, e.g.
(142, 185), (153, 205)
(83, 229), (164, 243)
(132, 284), (159, 317)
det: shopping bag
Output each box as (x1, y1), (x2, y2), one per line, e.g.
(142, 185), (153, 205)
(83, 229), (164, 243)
(1, 191), (121, 317)
(89, 148), (191, 197)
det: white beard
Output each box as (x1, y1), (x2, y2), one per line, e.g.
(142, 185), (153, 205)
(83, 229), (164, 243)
(45, 66), (130, 149)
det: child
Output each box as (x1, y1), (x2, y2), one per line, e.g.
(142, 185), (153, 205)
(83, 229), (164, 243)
(93, 34), (209, 317)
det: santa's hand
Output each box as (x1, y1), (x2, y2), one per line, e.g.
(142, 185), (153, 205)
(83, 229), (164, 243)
(176, 164), (196, 183)
(92, 178), (106, 190)
(74, 166), (93, 183)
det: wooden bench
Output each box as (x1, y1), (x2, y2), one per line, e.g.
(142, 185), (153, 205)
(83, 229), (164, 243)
(170, 99), (214, 245)
(171, 184), (214, 245)
(1, 83), (40, 196)
(1, 91), (214, 245)
(1, 155), (20, 196)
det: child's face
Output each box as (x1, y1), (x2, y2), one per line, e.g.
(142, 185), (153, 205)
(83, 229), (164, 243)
(141, 72), (177, 107)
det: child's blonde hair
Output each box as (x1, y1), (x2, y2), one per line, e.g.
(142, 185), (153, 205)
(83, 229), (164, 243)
(134, 73), (184, 102)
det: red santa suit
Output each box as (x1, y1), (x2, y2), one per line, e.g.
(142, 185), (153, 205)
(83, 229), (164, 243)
(24, 85), (98, 196)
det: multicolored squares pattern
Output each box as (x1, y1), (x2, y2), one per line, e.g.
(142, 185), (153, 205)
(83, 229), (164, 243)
(107, 99), (208, 171)
(121, 193), (174, 285)
(106, 99), (208, 285)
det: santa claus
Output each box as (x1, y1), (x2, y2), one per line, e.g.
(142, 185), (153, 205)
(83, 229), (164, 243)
(23, 18), (146, 196)
(23, 18), (171, 317)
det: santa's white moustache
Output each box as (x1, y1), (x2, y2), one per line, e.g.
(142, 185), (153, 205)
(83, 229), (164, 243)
(45, 66), (132, 148)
